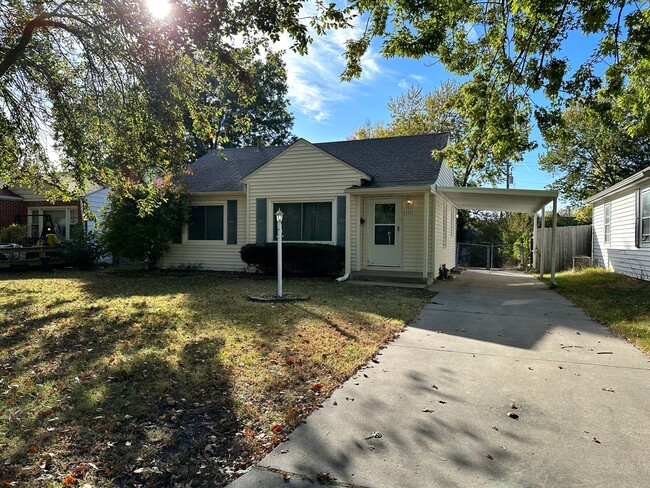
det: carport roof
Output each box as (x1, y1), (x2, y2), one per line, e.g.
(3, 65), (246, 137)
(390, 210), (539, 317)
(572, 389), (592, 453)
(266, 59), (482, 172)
(435, 186), (558, 213)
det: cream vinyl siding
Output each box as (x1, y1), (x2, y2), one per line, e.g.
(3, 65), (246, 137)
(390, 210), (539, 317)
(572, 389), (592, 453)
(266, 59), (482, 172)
(433, 193), (456, 274)
(245, 140), (366, 243)
(436, 163), (455, 187)
(401, 195), (425, 272)
(161, 194), (247, 271)
(592, 183), (650, 280)
(350, 195), (360, 271)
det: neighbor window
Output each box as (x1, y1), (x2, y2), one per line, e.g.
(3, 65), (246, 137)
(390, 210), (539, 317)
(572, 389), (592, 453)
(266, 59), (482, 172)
(189, 205), (224, 240)
(28, 207), (79, 240)
(273, 202), (332, 242)
(642, 191), (650, 243)
(604, 202), (611, 244)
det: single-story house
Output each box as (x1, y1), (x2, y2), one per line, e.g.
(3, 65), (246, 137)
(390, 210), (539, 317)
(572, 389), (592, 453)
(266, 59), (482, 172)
(585, 166), (650, 281)
(161, 133), (459, 284)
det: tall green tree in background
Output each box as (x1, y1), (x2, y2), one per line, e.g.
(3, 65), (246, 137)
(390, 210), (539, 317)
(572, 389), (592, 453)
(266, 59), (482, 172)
(342, 0), (650, 200)
(350, 82), (533, 187)
(0, 0), (344, 210)
(539, 98), (650, 203)
(194, 51), (295, 154)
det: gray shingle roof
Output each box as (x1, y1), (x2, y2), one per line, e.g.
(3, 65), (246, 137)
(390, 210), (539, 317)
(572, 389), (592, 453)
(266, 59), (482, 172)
(183, 133), (449, 192)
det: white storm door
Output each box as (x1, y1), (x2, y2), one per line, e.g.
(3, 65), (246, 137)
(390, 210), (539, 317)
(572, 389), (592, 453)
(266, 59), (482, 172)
(368, 200), (401, 267)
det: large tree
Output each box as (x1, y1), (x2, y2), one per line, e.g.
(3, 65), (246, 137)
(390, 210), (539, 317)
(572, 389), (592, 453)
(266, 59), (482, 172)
(350, 82), (533, 187)
(341, 0), (650, 192)
(539, 98), (650, 203)
(0, 1), (343, 209)
(194, 51), (296, 154)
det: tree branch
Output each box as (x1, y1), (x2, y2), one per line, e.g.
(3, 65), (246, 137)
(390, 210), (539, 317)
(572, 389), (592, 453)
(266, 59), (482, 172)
(0, 17), (79, 79)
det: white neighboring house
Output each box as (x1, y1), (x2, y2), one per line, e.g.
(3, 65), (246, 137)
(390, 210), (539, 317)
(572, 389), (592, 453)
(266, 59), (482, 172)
(585, 167), (650, 280)
(85, 187), (111, 232)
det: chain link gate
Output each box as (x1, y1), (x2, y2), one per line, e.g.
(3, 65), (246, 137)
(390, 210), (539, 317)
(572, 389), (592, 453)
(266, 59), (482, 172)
(456, 243), (517, 269)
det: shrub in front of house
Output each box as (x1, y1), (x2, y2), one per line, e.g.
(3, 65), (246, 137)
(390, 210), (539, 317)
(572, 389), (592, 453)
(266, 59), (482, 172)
(62, 226), (105, 270)
(0, 224), (27, 245)
(240, 243), (344, 276)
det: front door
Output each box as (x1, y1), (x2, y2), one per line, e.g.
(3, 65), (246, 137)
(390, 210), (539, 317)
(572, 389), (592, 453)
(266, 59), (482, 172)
(368, 200), (401, 267)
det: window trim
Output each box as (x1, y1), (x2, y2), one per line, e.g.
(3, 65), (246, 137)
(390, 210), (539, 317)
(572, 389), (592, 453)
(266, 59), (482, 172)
(186, 204), (226, 243)
(641, 190), (650, 246)
(27, 206), (79, 240)
(604, 201), (611, 245)
(268, 197), (336, 244)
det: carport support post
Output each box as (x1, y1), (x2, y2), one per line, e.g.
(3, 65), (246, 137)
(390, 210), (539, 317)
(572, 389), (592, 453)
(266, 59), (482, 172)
(537, 205), (546, 280)
(550, 197), (558, 288)
(532, 212), (538, 270)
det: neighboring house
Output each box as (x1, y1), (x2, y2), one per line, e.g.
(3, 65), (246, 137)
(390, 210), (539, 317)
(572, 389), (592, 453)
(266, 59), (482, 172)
(85, 187), (111, 232)
(161, 133), (458, 284)
(585, 167), (650, 280)
(0, 184), (110, 240)
(0, 186), (82, 241)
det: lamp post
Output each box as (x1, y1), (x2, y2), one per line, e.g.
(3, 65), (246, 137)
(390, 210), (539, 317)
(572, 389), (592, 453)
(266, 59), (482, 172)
(275, 209), (284, 298)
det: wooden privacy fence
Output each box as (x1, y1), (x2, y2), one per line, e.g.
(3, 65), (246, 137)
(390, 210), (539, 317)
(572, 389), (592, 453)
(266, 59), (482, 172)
(537, 225), (592, 273)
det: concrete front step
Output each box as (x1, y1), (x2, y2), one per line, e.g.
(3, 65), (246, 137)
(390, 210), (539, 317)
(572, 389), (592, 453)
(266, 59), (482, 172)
(350, 270), (428, 284)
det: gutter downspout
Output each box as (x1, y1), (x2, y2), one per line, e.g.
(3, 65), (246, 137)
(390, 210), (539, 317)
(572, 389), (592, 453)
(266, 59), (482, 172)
(336, 193), (352, 283)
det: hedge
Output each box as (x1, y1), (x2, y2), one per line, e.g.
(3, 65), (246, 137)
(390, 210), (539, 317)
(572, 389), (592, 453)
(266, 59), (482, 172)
(240, 243), (344, 276)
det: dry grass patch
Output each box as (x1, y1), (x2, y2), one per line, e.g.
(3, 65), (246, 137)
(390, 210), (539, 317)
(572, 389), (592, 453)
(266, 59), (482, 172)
(546, 267), (650, 354)
(0, 270), (432, 487)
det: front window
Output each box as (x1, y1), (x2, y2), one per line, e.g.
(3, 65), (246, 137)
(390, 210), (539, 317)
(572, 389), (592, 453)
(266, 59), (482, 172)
(189, 206), (224, 240)
(273, 202), (332, 242)
(604, 202), (611, 244)
(642, 191), (650, 243)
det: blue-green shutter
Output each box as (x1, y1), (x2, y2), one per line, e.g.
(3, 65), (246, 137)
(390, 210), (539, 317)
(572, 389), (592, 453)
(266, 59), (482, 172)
(227, 200), (237, 245)
(336, 195), (346, 247)
(256, 198), (267, 243)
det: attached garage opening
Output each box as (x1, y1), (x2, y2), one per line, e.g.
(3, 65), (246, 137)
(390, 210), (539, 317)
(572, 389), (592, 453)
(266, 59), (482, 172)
(435, 186), (560, 287)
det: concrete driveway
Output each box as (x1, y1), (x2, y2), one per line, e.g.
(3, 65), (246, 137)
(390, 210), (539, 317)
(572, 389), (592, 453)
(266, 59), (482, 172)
(229, 270), (650, 488)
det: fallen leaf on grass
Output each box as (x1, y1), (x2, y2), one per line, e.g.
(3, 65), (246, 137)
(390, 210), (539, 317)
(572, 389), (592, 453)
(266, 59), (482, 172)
(311, 383), (323, 391)
(62, 475), (77, 485)
(243, 426), (255, 438)
(271, 424), (283, 433)
(26, 446), (38, 454)
(71, 465), (89, 475)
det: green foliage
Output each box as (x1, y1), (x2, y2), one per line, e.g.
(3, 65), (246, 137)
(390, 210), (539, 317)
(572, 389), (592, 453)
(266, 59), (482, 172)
(240, 243), (344, 276)
(538, 99), (650, 203)
(466, 212), (532, 266)
(0, 224), (27, 245)
(100, 187), (190, 269)
(192, 51), (295, 153)
(350, 82), (534, 187)
(0, 1), (335, 207)
(61, 226), (104, 270)
(341, 1), (650, 197)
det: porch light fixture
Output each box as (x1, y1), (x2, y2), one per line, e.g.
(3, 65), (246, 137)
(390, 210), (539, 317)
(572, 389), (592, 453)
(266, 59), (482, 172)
(275, 209), (284, 297)
(406, 199), (414, 206)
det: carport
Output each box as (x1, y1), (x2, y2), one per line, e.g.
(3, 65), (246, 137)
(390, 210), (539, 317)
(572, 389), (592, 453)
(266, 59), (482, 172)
(434, 186), (559, 286)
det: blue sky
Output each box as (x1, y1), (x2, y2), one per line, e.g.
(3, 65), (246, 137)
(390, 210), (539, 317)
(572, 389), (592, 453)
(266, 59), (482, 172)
(277, 11), (602, 204)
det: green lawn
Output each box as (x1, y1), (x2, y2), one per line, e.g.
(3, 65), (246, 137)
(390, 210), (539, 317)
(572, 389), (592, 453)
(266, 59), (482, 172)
(546, 267), (650, 354)
(0, 270), (433, 487)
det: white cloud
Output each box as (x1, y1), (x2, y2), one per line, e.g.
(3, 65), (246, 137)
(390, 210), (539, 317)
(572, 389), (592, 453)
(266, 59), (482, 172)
(276, 4), (385, 122)
(409, 74), (425, 83)
(398, 79), (410, 89)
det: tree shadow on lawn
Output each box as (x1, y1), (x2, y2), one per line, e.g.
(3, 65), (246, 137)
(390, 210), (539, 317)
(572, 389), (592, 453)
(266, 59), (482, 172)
(1, 271), (432, 486)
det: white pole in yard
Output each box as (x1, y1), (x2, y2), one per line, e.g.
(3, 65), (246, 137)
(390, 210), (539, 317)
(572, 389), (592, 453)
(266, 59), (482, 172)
(275, 209), (284, 298)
